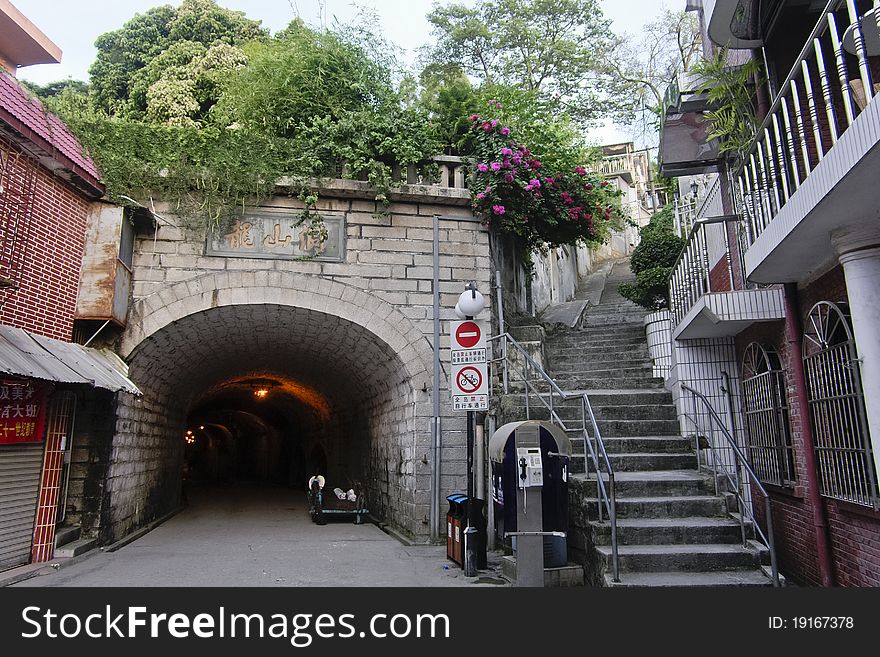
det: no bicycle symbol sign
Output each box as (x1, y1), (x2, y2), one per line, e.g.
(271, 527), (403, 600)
(456, 366), (483, 394)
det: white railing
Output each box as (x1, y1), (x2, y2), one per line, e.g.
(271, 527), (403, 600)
(735, 0), (880, 243)
(588, 154), (633, 178)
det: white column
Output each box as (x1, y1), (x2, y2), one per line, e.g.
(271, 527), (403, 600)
(834, 229), (880, 490)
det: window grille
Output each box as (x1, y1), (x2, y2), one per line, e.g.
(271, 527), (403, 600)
(742, 343), (796, 486)
(803, 301), (878, 508)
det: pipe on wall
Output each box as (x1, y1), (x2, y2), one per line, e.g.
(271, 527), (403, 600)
(783, 283), (834, 587)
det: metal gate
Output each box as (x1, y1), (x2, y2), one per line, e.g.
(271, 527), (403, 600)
(0, 442), (43, 570)
(742, 343), (795, 487)
(803, 301), (878, 508)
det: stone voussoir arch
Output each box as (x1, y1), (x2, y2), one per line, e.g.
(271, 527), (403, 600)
(120, 271), (434, 388)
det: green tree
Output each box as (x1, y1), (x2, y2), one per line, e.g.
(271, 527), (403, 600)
(618, 205), (685, 310)
(22, 79), (89, 99)
(426, 0), (620, 126)
(89, 0), (265, 117)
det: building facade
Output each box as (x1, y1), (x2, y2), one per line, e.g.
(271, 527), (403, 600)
(660, 0), (880, 585)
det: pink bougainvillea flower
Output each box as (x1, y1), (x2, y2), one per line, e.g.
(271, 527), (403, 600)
(529, 178), (541, 188)
(482, 121), (492, 132)
(477, 163), (489, 172)
(490, 162), (502, 172)
(501, 147), (513, 156)
(484, 186), (491, 194)
(492, 205), (506, 215)
(601, 180), (610, 187)
(502, 159), (511, 168)
(476, 192), (486, 200)
(490, 119), (498, 128)
(585, 183), (594, 190)
(504, 173), (515, 183)
(575, 166), (587, 175)
(500, 127), (510, 136)
(470, 114), (479, 122)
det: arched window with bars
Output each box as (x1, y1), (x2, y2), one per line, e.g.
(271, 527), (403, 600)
(742, 342), (796, 487)
(803, 301), (878, 509)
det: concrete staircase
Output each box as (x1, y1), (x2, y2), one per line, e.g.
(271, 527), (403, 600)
(534, 259), (775, 587)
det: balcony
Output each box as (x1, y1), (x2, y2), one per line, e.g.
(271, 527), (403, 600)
(734, 0), (880, 283)
(699, 0), (764, 50)
(669, 177), (785, 339)
(658, 72), (724, 177)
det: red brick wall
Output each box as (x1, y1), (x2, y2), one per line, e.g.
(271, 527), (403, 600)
(736, 265), (880, 586)
(0, 155), (89, 342)
(709, 256), (731, 292)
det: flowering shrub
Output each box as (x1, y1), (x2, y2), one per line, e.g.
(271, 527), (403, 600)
(467, 102), (623, 256)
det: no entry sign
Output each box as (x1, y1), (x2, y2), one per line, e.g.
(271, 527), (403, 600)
(451, 320), (487, 365)
(454, 321), (482, 349)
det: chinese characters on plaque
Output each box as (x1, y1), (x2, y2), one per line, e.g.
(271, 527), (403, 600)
(0, 379), (47, 444)
(206, 211), (345, 262)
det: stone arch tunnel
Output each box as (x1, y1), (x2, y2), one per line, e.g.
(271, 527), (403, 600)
(106, 272), (437, 542)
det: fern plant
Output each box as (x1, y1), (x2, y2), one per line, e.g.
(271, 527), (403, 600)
(692, 49), (762, 162)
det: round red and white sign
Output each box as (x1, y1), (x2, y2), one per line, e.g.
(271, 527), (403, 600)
(455, 321), (482, 349)
(456, 366), (482, 393)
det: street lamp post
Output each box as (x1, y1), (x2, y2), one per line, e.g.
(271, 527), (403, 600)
(456, 282), (485, 578)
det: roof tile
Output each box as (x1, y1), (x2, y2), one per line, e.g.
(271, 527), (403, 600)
(0, 70), (101, 183)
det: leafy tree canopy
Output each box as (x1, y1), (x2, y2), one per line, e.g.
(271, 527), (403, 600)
(89, 0), (265, 118)
(426, 0), (620, 126)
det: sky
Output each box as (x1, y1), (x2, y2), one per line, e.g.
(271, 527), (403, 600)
(10, 0), (678, 145)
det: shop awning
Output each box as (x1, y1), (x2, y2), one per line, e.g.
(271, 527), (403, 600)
(0, 326), (140, 394)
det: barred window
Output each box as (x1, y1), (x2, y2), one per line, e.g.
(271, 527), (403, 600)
(803, 301), (878, 508)
(742, 342), (796, 486)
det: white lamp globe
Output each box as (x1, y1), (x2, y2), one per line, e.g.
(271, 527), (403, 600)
(454, 303), (467, 319)
(457, 288), (485, 317)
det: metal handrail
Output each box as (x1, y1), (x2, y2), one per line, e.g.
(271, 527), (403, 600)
(487, 332), (620, 582)
(679, 382), (781, 586)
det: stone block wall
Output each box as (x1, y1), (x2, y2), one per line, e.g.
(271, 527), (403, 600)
(109, 181), (492, 541)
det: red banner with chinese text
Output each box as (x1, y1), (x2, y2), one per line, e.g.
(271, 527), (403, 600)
(0, 378), (47, 444)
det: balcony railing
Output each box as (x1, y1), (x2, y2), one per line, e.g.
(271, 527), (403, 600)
(669, 216), (735, 327)
(587, 153), (634, 178)
(734, 0), (880, 245)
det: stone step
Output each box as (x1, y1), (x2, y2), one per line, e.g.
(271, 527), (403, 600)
(583, 390), (675, 406)
(553, 365), (655, 378)
(596, 542), (767, 573)
(552, 376), (667, 390)
(580, 315), (649, 327)
(54, 525), (81, 549)
(608, 452), (697, 471)
(577, 469), (714, 497)
(507, 404), (677, 421)
(604, 570), (774, 587)
(549, 358), (654, 373)
(606, 495), (728, 519)
(598, 419), (684, 437)
(53, 537), (98, 558)
(501, 556), (584, 587)
(549, 332), (646, 345)
(592, 517), (749, 546)
(547, 346), (651, 359)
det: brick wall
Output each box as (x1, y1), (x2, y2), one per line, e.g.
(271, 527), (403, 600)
(0, 152), (89, 341)
(736, 265), (880, 586)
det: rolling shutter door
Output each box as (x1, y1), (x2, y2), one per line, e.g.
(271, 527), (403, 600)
(0, 443), (43, 570)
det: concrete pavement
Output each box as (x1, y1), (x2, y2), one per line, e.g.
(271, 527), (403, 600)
(12, 483), (507, 587)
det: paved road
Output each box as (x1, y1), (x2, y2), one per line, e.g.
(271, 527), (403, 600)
(14, 484), (506, 587)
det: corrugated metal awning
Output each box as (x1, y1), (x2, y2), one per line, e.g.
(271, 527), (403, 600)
(0, 326), (140, 394)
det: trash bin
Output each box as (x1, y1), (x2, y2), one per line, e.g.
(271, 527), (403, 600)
(446, 494), (467, 567)
(489, 421), (571, 568)
(467, 497), (488, 570)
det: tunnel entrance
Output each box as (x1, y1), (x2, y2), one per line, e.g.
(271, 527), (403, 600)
(112, 300), (430, 540)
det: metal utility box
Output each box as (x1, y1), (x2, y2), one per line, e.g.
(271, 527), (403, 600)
(489, 421), (571, 568)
